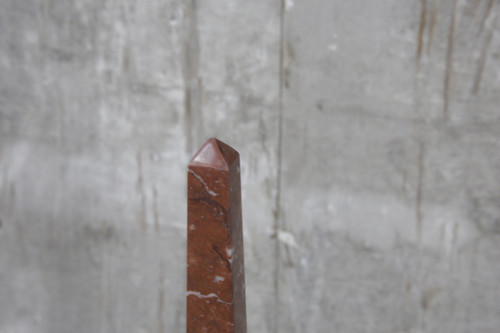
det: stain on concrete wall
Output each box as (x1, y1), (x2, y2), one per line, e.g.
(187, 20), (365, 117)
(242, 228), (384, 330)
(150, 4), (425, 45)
(0, 0), (499, 332)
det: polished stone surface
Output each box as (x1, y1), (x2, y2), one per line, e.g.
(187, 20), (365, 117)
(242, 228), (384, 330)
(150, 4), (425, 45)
(187, 138), (246, 333)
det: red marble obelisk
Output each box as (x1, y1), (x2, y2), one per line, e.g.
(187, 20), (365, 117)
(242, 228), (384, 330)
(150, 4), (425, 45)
(187, 138), (246, 333)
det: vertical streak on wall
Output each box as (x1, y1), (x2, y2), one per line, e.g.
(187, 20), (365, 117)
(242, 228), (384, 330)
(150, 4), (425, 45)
(136, 151), (147, 231)
(100, 230), (109, 333)
(477, 0), (494, 36)
(182, 0), (201, 154)
(427, 0), (440, 55)
(472, 2), (498, 95)
(416, 141), (426, 245)
(157, 269), (165, 333)
(273, 0), (287, 332)
(443, 0), (458, 119)
(153, 186), (159, 232)
(416, 0), (427, 71)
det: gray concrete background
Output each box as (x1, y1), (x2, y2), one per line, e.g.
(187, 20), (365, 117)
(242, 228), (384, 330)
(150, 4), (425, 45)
(1, 0), (499, 332)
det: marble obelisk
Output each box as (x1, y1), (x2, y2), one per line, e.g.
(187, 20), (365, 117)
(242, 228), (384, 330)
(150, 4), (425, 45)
(186, 138), (246, 333)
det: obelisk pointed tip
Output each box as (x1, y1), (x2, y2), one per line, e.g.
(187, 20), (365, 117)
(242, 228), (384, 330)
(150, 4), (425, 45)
(189, 137), (239, 170)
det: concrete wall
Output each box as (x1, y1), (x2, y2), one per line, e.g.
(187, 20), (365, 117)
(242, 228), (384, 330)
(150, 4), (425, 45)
(1, 0), (499, 332)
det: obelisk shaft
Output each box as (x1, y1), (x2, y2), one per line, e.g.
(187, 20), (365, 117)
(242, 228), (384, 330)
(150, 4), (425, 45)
(187, 138), (246, 333)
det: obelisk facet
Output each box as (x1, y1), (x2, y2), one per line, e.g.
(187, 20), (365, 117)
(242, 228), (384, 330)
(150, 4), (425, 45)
(187, 138), (246, 333)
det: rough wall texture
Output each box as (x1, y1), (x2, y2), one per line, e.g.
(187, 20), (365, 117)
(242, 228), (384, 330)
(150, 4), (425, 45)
(0, 0), (499, 332)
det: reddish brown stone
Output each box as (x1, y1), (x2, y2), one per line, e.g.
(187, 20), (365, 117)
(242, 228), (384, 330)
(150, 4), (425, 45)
(187, 138), (246, 333)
